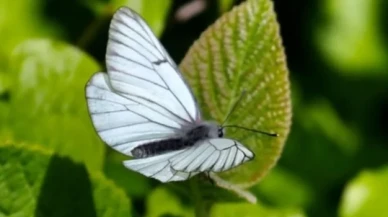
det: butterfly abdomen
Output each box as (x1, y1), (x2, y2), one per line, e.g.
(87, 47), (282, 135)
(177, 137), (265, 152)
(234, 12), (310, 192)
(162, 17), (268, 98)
(131, 138), (187, 158)
(131, 124), (216, 158)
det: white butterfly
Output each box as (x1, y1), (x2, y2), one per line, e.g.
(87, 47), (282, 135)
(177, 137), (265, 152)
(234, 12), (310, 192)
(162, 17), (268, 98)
(85, 7), (260, 182)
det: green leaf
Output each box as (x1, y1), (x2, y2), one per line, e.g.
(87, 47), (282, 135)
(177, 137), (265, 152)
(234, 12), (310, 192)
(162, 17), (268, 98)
(317, 0), (388, 74)
(85, 0), (171, 36)
(339, 166), (388, 217)
(0, 39), (105, 170)
(146, 187), (195, 217)
(180, 0), (291, 185)
(298, 100), (360, 154)
(0, 142), (131, 217)
(138, 0), (172, 37)
(210, 202), (306, 217)
(281, 99), (360, 189)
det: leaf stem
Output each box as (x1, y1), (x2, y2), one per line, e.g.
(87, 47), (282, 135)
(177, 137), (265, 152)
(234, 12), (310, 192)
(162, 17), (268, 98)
(210, 173), (257, 204)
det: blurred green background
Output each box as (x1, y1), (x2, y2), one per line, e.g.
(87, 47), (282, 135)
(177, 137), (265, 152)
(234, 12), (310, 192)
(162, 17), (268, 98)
(0, 0), (387, 217)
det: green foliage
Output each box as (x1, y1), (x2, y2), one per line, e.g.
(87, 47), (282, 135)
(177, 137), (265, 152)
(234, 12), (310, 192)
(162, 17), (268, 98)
(317, 0), (388, 74)
(297, 99), (360, 154)
(0, 142), (130, 217)
(339, 166), (388, 217)
(180, 0), (291, 186)
(209, 203), (306, 217)
(146, 188), (194, 217)
(253, 167), (314, 209)
(0, 0), (59, 57)
(85, 0), (171, 36)
(281, 97), (360, 190)
(104, 152), (152, 198)
(0, 39), (105, 170)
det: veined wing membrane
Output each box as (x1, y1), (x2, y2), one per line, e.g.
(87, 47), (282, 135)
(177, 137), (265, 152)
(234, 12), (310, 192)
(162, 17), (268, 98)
(123, 150), (199, 182)
(106, 7), (200, 123)
(86, 72), (183, 156)
(123, 138), (254, 182)
(170, 138), (255, 173)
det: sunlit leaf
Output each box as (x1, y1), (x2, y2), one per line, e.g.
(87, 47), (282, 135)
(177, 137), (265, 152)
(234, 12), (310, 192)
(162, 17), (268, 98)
(339, 166), (388, 217)
(210, 202), (306, 217)
(180, 0), (291, 185)
(0, 0), (59, 58)
(317, 0), (388, 74)
(0, 142), (130, 217)
(0, 39), (104, 170)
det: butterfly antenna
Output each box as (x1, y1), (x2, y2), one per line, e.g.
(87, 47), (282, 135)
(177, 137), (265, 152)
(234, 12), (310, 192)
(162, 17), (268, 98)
(220, 90), (278, 138)
(221, 90), (247, 126)
(222, 125), (278, 137)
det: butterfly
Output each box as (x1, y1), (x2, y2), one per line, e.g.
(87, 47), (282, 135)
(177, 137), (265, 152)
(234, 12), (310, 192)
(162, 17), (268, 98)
(85, 7), (277, 182)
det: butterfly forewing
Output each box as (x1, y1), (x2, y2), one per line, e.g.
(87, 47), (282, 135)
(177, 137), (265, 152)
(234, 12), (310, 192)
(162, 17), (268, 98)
(106, 7), (199, 123)
(85, 7), (202, 157)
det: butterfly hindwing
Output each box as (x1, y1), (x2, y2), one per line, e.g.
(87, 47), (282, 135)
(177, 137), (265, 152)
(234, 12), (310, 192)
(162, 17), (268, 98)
(170, 138), (254, 173)
(123, 149), (199, 182)
(123, 138), (254, 182)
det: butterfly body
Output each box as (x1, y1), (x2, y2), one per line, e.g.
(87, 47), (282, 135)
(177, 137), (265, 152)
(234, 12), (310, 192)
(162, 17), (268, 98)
(85, 7), (255, 182)
(131, 122), (221, 158)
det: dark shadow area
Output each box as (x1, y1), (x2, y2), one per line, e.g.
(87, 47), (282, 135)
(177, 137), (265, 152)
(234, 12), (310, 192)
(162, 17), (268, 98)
(35, 155), (97, 217)
(43, 0), (95, 43)
(377, 94), (388, 142)
(0, 91), (10, 102)
(380, 0), (388, 50)
(42, 0), (110, 67)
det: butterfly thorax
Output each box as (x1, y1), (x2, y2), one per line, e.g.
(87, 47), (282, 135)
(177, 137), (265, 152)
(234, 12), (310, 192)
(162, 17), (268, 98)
(131, 122), (221, 158)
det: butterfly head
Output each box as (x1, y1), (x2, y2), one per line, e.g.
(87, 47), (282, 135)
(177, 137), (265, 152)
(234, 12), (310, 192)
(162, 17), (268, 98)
(199, 122), (223, 138)
(218, 127), (225, 137)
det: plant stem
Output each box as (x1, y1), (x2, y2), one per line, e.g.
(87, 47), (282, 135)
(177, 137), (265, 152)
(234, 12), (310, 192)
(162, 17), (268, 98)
(209, 173), (257, 204)
(77, 10), (111, 49)
(190, 179), (209, 217)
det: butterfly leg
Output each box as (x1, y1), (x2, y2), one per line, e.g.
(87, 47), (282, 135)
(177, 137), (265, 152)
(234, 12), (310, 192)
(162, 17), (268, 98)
(203, 172), (215, 185)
